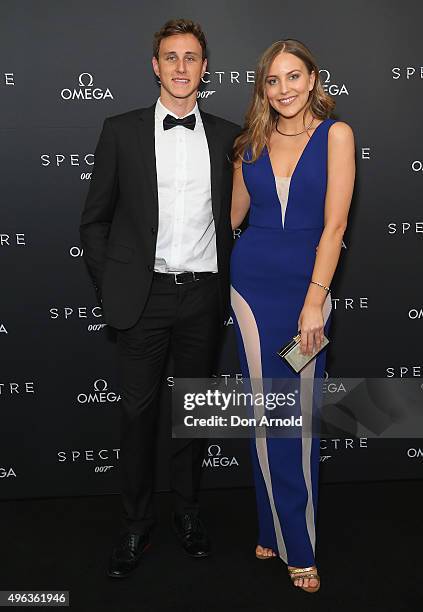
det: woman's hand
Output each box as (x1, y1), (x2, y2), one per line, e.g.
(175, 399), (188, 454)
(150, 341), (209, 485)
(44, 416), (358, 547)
(297, 304), (324, 356)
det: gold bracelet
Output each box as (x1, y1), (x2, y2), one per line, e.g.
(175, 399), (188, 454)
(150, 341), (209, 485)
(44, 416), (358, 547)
(310, 280), (330, 292)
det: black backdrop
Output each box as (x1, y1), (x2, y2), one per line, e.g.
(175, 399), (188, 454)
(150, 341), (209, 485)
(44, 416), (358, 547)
(1, 0), (422, 499)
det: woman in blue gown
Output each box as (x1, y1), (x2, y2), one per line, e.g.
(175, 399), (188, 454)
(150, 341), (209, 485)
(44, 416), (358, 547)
(230, 39), (355, 593)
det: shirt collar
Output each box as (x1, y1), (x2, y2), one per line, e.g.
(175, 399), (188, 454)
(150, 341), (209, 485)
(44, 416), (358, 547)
(155, 97), (201, 126)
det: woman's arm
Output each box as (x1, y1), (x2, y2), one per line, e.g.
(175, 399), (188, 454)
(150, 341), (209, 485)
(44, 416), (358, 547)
(298, 121), (356, 355)
(231, 162), (251, 230)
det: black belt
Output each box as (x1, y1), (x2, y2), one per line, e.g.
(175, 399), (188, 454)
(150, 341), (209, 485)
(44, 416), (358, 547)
(153, 271), (215, 285)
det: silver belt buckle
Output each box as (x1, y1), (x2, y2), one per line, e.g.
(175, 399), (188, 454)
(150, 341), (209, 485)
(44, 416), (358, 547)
(174, 272), (198, 284)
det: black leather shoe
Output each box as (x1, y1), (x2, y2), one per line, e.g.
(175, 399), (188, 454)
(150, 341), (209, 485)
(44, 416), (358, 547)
(107, 532), (150, 578)
(172, 512), (210, 558)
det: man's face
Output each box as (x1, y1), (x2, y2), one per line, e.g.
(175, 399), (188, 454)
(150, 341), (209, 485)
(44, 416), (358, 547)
(152, 33), (207, 101)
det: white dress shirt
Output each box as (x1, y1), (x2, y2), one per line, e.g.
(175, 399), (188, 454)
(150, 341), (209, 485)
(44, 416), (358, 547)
(154, 98), (218, 273)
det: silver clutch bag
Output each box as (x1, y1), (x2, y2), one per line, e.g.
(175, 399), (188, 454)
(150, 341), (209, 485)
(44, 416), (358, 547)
(277, 332), (329, 374)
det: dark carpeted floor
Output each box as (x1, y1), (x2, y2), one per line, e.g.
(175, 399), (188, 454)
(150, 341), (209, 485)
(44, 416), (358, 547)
(1, 481), (422, 612)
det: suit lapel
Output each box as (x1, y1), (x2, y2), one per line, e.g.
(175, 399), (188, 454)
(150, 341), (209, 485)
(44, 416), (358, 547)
(201, 110), (223, 227)
(136, 104), (158, 225)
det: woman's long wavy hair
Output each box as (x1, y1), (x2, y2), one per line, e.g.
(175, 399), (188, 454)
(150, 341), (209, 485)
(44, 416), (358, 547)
(233, 39), (335, 163)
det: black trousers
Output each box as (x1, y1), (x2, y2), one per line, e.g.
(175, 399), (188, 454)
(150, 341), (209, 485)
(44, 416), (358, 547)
(116, 273), (221, 535)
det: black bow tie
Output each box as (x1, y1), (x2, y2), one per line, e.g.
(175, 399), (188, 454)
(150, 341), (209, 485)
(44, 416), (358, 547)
(163, 113), (196, 131)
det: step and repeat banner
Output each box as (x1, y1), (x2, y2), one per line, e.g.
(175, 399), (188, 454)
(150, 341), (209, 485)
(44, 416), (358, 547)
(1, 0), (422, 498)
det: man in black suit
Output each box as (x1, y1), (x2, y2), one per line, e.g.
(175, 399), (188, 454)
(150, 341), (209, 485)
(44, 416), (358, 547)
(80, 18), (240, 578)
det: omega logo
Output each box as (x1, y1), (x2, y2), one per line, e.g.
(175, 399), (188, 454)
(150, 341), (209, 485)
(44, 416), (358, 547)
(319, 69), (349, 95)
(202, 444), (239, 468)
(79, 73), (94, 87)
(207, 444), (222, 457)
(77, 379), (120, 404)
(93, 379), (107, 392)
(61, 72), (114, 101)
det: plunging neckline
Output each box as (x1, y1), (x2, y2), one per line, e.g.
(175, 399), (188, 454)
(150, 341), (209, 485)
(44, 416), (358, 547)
(266, 118), (328, 182)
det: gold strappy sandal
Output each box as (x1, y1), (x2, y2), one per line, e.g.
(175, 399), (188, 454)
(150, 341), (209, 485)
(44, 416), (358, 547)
(255, 545), (277, 560)
(288, 566), (320, 593)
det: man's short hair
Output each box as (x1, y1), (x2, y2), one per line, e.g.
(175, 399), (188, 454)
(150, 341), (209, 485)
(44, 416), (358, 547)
(153, 19), (207, 60)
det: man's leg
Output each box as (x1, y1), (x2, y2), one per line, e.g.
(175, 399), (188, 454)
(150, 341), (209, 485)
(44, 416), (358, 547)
(108, 277), (179, 578)
(169, 275), (221, 539)
(116, 277), (177, 536)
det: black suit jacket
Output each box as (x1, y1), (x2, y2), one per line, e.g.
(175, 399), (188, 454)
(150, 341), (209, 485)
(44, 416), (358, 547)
(80, 104), (240, 330)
